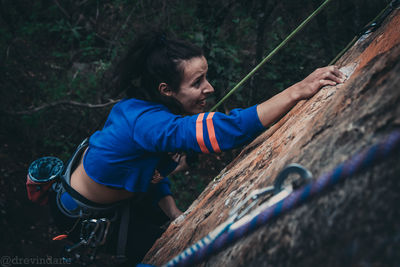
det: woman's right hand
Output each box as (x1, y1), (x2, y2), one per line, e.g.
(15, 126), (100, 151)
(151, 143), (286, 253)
(288, 65), (346, 101)
(257, 65), (346, 128)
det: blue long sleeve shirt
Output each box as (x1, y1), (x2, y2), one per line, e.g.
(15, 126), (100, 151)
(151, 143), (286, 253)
(83, 98), (265, 197)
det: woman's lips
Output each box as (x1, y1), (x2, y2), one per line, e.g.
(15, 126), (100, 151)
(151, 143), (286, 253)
(198, 99), (206, 107)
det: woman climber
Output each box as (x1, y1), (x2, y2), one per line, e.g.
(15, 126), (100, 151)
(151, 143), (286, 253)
(48, 31), (345, 265)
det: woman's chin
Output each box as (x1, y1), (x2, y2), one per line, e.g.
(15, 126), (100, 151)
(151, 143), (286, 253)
(184, 106), (205, 115)
(197, 106), (206, 114)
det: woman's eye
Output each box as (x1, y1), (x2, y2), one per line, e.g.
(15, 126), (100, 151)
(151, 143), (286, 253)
(193, 79), (201, 87)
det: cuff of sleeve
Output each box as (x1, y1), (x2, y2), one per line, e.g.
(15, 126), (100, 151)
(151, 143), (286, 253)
(158, 161), (178, 177)
(151, 178), (172, 203)
(241, 104), (266, 136)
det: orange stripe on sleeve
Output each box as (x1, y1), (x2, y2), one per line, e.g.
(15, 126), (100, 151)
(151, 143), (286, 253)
(206, 112), (221, 153)
(196, 113), (209, 153)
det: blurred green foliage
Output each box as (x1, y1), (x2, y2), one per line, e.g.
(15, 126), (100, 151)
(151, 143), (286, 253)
(170, 172), (208, 211)
(0, 0), (390, 209)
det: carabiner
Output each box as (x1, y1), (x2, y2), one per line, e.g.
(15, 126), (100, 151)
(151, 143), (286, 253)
(273, 163), (312, 195)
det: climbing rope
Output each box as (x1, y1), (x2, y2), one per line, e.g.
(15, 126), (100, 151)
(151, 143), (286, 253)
(160, 130), (400, 267)
(209, 0), (333, 112)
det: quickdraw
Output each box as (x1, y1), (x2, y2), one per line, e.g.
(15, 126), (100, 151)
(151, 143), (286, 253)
(164, 163), (312, 267)
(62, 217), (114, 264)
(229, 163), (312, 223)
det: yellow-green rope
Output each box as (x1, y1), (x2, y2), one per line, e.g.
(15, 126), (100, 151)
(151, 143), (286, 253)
(209, 0), (333, 112)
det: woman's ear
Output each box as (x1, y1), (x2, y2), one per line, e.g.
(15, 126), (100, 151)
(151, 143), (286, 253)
(158, 83), (173, 97)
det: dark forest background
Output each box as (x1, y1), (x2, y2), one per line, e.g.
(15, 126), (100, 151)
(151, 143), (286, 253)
(0, 0), (390, 263)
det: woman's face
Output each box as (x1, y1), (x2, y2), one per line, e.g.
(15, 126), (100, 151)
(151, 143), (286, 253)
(172, 56), (214, 115)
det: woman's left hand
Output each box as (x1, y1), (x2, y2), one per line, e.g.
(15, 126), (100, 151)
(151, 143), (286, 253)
(151, 153), (189, 183)
(158, 195), (183, 221)
(170, 153), (189, 175)
(151, 170), (164, 184)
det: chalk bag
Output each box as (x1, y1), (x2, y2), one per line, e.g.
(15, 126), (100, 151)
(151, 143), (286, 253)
(26, 156), (64, 205)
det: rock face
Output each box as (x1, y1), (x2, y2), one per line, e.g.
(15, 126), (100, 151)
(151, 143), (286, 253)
(144, 9), (400, 266)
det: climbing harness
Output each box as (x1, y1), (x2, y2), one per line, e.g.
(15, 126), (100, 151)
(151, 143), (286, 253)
(150, 130), (400, 267)
(27, 138), (132, 265)
(209, 0), (333, 112)
(54, 138), (132, 265)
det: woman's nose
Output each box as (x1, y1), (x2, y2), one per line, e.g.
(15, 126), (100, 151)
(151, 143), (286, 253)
(203, 80), (214, 94)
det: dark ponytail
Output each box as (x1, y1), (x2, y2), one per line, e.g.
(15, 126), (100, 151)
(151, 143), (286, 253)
(112, 31), (203, 114)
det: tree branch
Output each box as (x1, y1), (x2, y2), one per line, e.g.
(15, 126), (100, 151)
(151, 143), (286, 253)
(53, 0), (71, 20)
(7, 99), (120, 115)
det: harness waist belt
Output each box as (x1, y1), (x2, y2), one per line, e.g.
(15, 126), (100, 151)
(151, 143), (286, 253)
(55, 138), (122, 218)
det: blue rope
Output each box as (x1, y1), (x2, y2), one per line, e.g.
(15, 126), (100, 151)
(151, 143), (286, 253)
(159, 130), (400, 267)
